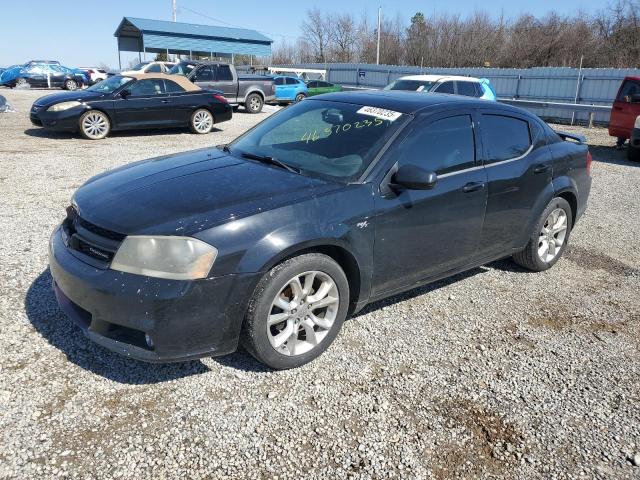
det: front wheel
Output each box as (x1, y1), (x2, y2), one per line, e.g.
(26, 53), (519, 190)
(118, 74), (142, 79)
(79, 110), (110, 140)
(64, 79), (78, 91)
(513, 197), (573, 271)
(244, 93), (264, 114)
(241, 253), (349, 370)
(14, 78), (28, 88)
(189, 108), (214, 134)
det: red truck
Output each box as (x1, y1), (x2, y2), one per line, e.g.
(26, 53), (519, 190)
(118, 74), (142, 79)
(609, 76), (640, 161)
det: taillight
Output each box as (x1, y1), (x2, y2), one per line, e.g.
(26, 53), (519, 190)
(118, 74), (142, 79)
(213, 94), (228, 103)
(586, 151), (593, 176)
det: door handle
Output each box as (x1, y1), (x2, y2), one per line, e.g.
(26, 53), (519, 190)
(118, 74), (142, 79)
(613, 106), (623, 111)
(534, 164), (551, 174)
(462, 182), (485, 193)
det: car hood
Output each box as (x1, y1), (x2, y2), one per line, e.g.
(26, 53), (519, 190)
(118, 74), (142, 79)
(73, 148), (341, 236)
(34, 90), (107, 106)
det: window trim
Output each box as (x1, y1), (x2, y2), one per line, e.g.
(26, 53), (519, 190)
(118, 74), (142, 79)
(478, 112), (533, 165)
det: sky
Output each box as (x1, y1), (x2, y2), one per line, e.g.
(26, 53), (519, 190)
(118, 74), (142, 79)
(0, 0), (607, 69)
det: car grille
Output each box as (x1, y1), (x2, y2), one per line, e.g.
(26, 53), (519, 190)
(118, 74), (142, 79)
(62, 206), (125, 265)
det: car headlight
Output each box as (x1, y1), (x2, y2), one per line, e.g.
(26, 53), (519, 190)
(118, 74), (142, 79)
(110, 236), (218, 280)
(47, 101), (82, 112)
(635, 115), (640, 129)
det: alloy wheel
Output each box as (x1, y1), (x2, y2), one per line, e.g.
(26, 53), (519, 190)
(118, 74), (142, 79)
(267, 271), (339, 356)
(249, 96), (261, 112)
(82, 112), (108, 139)
(538, 208), (568, 263)
(193, 110), (213, 133)
(66, 80), (77, 90)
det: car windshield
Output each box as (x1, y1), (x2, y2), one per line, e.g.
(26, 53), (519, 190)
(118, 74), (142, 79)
(168, 62), (196, 76)
(87, 75), (132, 93)
(384, 79), (436, 92)
(228, 99), (408, 182)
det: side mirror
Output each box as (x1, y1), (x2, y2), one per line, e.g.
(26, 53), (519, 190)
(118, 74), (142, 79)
(631, 94), (640, 103)
(120, 89), (131, 98)
(391, 164), (438, 190)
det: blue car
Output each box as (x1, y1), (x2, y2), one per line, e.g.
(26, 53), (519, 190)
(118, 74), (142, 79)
(273, 75), (308, 104)
(0, 62), (88, 90)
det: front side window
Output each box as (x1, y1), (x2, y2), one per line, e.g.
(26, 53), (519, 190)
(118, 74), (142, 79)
(168, 62), (196, 77)
(216, 65), (233, 81)
(229, 100), (408, 181)
(482, 115), (532, 163)
(307, 81), (318, 88)
(274, 77), (285, 86)
(434, 81), (455, 94)
(394, 115), (476, 175)
(87, 75), (132, 93)
(129, 79), (165, 96)
(384, 79), (436, 92)
(193, 66), (214, 82)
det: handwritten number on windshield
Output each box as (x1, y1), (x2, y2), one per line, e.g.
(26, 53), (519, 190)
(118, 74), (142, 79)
(301, 117), (386, 144)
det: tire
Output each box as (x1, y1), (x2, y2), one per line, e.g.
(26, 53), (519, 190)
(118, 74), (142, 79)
(189, 108), (214, 134)
(241, 253), (350, 370)
(244, 93), (264, 114)
(513, 197), (573, 272)
(628, 146), (640, 162)
(14, 78), (27, 88)
(232, 105), (240, 112)
(78, 110), (111, 140)
(295, 93), (306, 103)
(64, 79), (77, 91)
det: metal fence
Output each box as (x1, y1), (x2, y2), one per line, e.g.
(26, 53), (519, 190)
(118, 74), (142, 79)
(273, 63), (640, 125)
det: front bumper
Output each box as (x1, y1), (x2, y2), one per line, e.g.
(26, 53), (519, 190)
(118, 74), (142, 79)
(49, 227), (260, 362)
(30, 106), (84, 131)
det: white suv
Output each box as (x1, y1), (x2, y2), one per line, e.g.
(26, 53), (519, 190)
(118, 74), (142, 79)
(121, 61), (176, 75)
(80, 67), (108, 85)
(384, 75), (497, 101)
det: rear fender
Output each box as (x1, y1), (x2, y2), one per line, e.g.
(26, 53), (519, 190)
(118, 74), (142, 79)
(513, 181), (557, 249)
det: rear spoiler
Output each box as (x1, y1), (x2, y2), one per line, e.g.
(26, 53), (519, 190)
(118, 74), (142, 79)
(555, 131), (586, 144)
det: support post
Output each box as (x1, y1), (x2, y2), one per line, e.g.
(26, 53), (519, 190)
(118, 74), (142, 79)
(118, 49), (122, 71)
(588, 111), (595, 129)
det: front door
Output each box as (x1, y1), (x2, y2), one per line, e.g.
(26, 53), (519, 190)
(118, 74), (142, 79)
(113, 79), (174, 128)
(610, 78), (640, 139)
(372, 111), (488, 296)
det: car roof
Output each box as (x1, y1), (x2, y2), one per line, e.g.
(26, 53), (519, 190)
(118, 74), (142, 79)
(398, 74), (480, 83)
(313, 90), (523, 115)
(122, 73), (201, 92)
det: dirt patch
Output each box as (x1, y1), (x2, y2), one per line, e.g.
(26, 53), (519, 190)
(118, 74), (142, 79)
(430, 399), (526, 479)
(565, 245), (639, 277)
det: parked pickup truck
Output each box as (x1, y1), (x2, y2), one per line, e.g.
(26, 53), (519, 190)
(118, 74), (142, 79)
(169, 61), (275, 113)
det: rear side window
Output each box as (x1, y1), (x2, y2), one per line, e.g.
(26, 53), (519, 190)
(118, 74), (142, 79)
(216, 65), (233, 81)
(617, 80), (640, 101)
(396, 115), (476, 175)
(285, 77), (299, 85)
(482, 115), (531, 163)
(164, 80), (185, 93)
(274, 77), (285, 85)
(435, 81), (454, 94)
(457, 81), (478, 97)
(193, 66), (214, 82)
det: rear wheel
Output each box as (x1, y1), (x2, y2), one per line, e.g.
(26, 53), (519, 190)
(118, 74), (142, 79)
(189, 108), (214, 134)
(245, 93), (264, 114)
(295, 93), (306, 103)
(513, 197), (572, 271)
(64, 79), (78, 91)
(79, 110), (110, 140)
(241, 253), (349, 370)
(14, 78), (27, 88)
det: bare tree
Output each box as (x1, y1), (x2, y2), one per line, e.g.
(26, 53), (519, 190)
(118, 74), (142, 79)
(301, 8), (332, 62)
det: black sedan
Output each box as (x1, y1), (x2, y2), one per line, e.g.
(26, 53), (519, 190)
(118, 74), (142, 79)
(49, 91), (592, 369)
(30, 74), (232, 139)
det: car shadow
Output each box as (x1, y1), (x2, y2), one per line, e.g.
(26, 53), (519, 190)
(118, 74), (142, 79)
(589, 144), (640, 167)
(25, 269), (210, 384)
(23, 127), (222, 140)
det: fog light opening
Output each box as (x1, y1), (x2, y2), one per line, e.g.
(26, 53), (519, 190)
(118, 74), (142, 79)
(145, 333), (154, 349)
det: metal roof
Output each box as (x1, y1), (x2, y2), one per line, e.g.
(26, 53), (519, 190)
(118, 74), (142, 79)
(114, 17), (272, 57)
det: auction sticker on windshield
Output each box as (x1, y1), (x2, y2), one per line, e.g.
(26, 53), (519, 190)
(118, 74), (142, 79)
(357, 106), (402, 122)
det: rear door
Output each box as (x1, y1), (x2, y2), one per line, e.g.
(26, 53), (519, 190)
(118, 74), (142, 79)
(433, 81), (455, 95)
(372, 110), (488, 295)
(456, 81), (481, 98)
(113, 79), (174, 128)
(476, 110), (552, 258)
(610, 78), (640, 139)
(213, 64), (238, 101)
(164, 79), (196, 124)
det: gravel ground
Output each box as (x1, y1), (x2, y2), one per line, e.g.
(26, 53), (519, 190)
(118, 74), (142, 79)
(0, 88), (639, 480)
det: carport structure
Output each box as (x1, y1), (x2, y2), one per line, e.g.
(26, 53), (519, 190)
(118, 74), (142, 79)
(114, 17), (273, 69)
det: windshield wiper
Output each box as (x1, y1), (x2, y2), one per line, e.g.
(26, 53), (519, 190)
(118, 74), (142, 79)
(240, 152), (300, 174)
